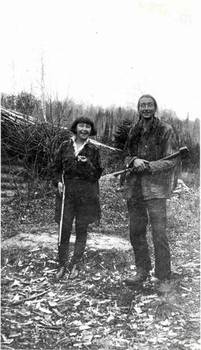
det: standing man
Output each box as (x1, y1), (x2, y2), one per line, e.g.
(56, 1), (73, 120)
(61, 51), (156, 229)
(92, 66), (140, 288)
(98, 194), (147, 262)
(124, 94), (179, 286)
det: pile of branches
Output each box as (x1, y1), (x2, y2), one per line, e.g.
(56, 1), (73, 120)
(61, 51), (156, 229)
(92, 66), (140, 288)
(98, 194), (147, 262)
(1, 107), (127, 181)
(1, 107), (71, 179)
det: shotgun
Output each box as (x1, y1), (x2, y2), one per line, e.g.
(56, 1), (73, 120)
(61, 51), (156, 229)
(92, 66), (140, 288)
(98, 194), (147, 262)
(111, 146), (189, 177)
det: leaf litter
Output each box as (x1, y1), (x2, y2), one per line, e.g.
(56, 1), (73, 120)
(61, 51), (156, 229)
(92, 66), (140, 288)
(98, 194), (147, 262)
(1, 185), (200, 349)
(1, 245), (200, 350)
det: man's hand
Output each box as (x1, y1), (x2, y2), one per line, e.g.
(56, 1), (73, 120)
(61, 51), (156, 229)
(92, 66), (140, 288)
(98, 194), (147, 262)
(133, 158), (149, 172)
(58, 181), (64, 195)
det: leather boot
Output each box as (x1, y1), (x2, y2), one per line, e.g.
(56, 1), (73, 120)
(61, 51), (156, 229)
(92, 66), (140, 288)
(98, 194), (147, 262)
(67, 236), (86, 279)
(68, 263), (80, 279)
(124, 268), (150, 286)
(55, 244), (69, 280)
(56, 266), (66, 280)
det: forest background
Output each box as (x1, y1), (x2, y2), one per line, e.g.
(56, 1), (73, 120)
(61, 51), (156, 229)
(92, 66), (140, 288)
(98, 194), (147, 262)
(1, 91), (200, 182)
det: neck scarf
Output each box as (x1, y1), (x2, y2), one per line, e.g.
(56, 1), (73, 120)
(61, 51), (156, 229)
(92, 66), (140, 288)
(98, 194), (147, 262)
(71, 136), (89, 157)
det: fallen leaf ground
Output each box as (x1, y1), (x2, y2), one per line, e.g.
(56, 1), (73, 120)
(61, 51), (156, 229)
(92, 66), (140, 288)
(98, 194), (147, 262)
(1, 178), (200, 350)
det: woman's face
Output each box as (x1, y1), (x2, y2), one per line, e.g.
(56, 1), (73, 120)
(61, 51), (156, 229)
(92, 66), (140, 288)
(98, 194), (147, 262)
(76, 122), (92, 141)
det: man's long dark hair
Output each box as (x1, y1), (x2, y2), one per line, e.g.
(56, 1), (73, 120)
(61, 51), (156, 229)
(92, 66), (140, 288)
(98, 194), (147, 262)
(126, 95), (158, 153)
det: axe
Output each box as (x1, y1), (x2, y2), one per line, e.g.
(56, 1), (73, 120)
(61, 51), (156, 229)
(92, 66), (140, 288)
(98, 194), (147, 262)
(111, 146), (189, 177)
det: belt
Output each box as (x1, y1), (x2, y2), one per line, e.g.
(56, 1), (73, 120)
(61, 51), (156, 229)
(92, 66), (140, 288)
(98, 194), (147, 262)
(65, 176), (85, 181)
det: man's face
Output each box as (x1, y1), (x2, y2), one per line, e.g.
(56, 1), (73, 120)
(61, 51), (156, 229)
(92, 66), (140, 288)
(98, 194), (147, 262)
(138, 96), (156, 120)
(76, 122), (92, 141)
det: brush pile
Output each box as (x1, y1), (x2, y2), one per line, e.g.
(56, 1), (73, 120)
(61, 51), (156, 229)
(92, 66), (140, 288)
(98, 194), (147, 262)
(1, 107), (71, 178)
(1, 107), (125, 180)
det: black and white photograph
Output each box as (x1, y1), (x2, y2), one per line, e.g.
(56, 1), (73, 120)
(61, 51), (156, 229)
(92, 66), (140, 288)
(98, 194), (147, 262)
(1, 1), (200, 349)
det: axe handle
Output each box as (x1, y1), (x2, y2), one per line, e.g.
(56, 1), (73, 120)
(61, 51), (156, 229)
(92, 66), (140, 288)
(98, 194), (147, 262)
(162, 150), (180, 161)
(112, 168), (131, 177)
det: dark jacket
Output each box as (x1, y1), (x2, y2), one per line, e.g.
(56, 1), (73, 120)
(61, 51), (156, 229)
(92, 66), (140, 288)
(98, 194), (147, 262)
(52, 138), (103, 224)
(126, 117), (179, 201)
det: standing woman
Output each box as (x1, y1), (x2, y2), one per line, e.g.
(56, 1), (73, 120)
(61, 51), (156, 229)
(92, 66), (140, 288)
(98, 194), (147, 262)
(52, 117), (103, 280)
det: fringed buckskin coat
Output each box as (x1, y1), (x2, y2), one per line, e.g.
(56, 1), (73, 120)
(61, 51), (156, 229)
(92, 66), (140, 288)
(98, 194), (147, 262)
(52, 138), (103, 225)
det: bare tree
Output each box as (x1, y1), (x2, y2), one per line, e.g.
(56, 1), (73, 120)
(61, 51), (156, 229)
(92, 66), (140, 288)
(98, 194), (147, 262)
(40, 55), (47, 122)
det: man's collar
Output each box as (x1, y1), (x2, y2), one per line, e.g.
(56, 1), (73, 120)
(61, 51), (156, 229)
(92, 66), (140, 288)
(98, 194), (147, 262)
(141, 116), (157, 133)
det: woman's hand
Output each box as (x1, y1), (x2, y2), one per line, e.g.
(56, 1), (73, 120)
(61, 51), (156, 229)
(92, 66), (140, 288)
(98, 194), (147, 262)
(58, 181), (64, 195)
(133, 158), (149, 172)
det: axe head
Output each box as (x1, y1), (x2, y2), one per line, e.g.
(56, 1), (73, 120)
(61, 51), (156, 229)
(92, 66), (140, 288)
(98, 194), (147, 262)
(179, 146), (189, 158)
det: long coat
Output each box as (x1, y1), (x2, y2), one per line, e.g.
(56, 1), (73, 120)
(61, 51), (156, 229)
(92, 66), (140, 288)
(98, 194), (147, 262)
(52, 138), (103, 225)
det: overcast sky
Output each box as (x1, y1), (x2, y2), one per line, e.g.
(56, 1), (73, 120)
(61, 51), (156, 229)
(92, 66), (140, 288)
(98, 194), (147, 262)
(1, 0), (200, 120)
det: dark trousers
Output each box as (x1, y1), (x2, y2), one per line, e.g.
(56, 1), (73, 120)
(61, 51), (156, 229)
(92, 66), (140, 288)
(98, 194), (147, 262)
(128, 198), (171, 280)
(59, 201), (88, 267)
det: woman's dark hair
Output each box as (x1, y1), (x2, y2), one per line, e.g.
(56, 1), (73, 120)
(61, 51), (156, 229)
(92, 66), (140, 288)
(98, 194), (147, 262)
(70, 117), (97, 136)
(137, 94), (158, 112)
